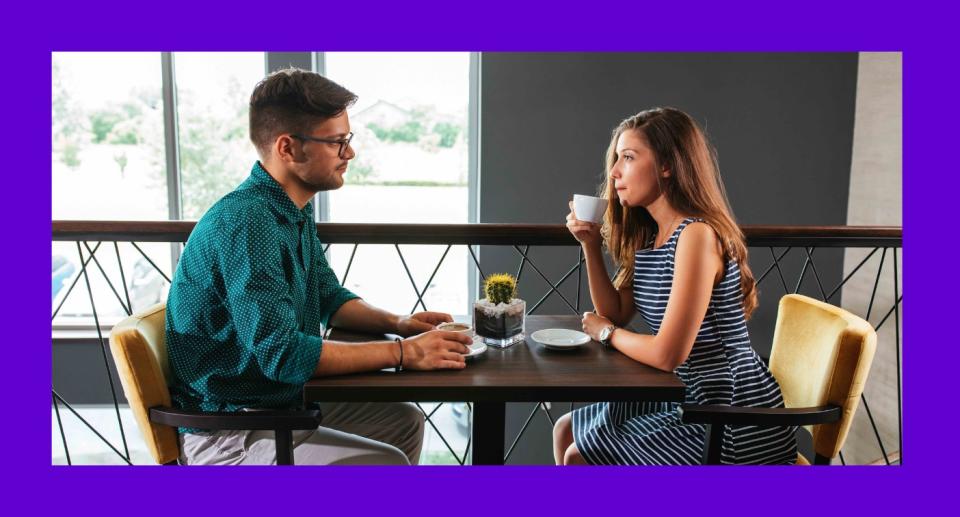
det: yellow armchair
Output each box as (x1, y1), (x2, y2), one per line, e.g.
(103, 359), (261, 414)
(108, 303), (322, 465)
(679, 294), (877, 465)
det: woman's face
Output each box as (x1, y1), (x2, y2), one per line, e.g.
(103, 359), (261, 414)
(610, 129), (665, 208)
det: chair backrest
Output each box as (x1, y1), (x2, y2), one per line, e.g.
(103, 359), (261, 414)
(769, 294), (877, 460)
(108, 303), (180, 464)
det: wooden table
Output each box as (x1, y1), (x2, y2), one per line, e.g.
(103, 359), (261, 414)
(303, 315), (685, 465)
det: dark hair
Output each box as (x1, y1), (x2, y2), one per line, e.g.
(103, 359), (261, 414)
(249, 68), (357, 156)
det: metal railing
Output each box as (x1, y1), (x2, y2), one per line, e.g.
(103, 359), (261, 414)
(52, 221), (902, 465)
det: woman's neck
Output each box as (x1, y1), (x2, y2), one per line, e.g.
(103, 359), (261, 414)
(646, 196), (686, 237)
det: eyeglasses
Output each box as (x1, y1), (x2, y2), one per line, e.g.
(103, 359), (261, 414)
(291, 131), (354, 158)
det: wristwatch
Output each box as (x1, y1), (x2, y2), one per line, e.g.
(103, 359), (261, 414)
(598, 325), (617, 348)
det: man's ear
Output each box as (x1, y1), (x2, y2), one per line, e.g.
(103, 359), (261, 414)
(275, 134), (297, 162)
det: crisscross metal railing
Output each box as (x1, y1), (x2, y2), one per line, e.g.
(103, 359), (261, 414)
(52, 221), (901, 465)
(500, 228), (901, 465)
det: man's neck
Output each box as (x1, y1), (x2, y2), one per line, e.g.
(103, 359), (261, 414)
(259, 160), (315, 209)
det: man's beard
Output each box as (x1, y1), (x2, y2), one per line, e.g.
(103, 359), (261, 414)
(301, 170), (343, 192)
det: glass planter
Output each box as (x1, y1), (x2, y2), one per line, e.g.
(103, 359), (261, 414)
(473, 298), (525, 348)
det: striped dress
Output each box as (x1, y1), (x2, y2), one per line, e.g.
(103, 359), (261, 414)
(572, 218), (797, 465)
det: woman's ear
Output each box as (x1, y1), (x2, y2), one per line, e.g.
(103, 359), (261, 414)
(661, 169), (671, 178)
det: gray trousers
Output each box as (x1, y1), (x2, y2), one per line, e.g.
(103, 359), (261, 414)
(179, 402), (425, 465)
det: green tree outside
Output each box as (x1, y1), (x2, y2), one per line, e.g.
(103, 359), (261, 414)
(432, 121), (460, 148)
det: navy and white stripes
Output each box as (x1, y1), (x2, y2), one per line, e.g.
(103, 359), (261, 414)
(572, 218), (797, 465)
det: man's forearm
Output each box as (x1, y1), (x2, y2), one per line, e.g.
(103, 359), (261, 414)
(328, 298), (399, 334)
(313, 339), (400, 377)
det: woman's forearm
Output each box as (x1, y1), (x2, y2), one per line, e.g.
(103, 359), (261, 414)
(583, 244), (622, 320)
(609, 329), (678, 372)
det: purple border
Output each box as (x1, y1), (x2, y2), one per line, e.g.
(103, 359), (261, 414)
(21, 0), (954, 513)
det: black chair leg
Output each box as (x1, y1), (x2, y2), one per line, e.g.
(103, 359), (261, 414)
(276, 429), (294, 465)
(701, 423), (724, 465)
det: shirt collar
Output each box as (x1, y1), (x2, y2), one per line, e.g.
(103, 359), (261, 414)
(245, 161), (314, 224)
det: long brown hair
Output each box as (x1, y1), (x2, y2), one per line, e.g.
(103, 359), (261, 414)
(600, 107), (758, 318)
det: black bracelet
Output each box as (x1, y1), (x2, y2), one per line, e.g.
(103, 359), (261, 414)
(394, 337), (404, 373)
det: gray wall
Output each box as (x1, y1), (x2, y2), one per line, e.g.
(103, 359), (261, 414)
(53, 341), (124, 404)
(477, 53), (859, 464)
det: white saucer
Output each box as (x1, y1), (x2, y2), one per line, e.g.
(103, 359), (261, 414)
(464, 339), (487, 358)
(531, 328), (591, 350)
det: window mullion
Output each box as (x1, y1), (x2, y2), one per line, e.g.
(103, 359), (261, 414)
(161, 52), (182, 269)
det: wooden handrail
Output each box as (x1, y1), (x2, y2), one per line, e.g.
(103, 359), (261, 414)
(52, 220), (902, 247)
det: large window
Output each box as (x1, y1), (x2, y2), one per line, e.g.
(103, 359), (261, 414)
(52, 52), (477, 327)
(52, 52), (172, 326)
(324, 52), (472, 317)
(175, 52), (264, 219)
(52, 52), (266, 326)
(52, 53), (167, 221)
(323, 52), (475, 466)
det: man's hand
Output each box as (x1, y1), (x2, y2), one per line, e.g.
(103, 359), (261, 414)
(401, 330), (472, 370)
(396, 311), (453, 337)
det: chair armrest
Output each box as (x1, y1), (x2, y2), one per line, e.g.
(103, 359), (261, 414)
(150, 407), (322, 431)
(678, 404), (841, 427)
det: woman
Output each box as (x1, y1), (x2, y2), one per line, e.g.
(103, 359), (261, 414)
(553, 107), (797, 465)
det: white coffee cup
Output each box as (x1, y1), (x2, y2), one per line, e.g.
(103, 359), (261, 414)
(437, 322), (472, 333)
(573, 194), (606, 223)
(436, 322), (475, 349)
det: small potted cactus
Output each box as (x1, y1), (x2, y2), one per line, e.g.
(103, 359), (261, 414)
(473, 273), (526, 348)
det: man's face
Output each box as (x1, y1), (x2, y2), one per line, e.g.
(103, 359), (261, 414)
(288, 111), (355, 192)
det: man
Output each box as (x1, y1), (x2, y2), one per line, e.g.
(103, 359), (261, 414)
(166, 68), (472, 465)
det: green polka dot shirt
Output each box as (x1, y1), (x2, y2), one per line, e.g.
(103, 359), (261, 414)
(165, 161), (358, 431)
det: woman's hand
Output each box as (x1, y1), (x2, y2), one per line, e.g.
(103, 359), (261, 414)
(581, 311), (614, 341)
(566, 200), (602, 248)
